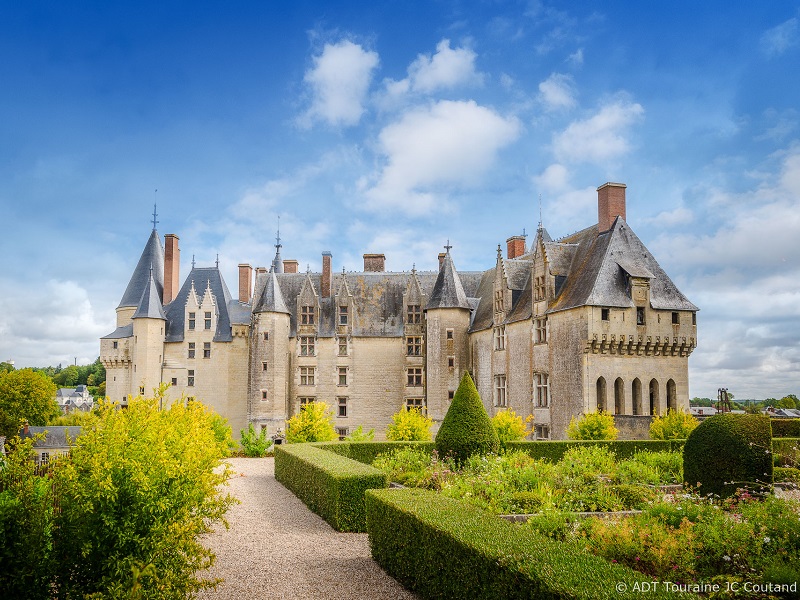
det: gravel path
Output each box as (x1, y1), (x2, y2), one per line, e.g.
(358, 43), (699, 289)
(198, 457), (417, 600)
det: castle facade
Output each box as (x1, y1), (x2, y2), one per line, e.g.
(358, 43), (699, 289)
(100, 183), (698, 440)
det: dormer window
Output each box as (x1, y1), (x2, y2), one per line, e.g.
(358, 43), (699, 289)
(407, 304), (421, 323)
(204, 312), (212, 330)
(534, 276), (546, 301)
(188, 312), (196, 330)
(301, 305), (315, 325)
(494, 290), (504, 312)
(338, 305), (348, 326)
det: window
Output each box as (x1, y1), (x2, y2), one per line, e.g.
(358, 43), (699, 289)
(260, 424), (268, 433)
(338, 338), (348, 356)
(692, 312), (696, 325)
(188, 370), (195, 387)
(188, 342), (195, 359)
(407, 367), (423, 387)
(300, 367), (315, 386)
(203, 342), (211, 359)
(534, 373), (549, 407)
(298, 396), (314, 408)
(672, 311), (679, 325)
(301, 305), (315, 325)
(204, 311), (212, 330)
(637, 307), (645, 325)
(535, 424), (550, 440)
(406, 397), (425, 412)
(406, 336), (423, 356)
(171, 377), (177, 386)
(337, 397), (347, 417)
(261, 390), (268, 401)
(41, 452), (50, 465)
(338, 305), (348, 326)
(494, 375), (507, 407)
(534, 276), (545, 301)
(263, 332), (269, 341)
(601, 308), (610, 321)
(338, 367), (348, 386)
(446, 329), (454, 340)
(448, 390), (455, 400)
(406, 304), (421, 324)
(188, 312), (196, 330)
(262, 361), (268, 372)
(300, 336), (315, 356)
(494, 326), (506, 350)
(139, 386), (145, 396)
(494, 289), (504, 312)
(448, 356), (454, 368)
(535, 318), (547, 343)
(336, 427), (349, 440)
(112, 341), (118, 349)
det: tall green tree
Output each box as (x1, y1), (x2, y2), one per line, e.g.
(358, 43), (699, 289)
(0, 368), (59, 438)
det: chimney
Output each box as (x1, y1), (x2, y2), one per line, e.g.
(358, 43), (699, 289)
(164, 234), (180, 304)
(438, 252), (446, 270)
(256, 266), (267, 276)
(283, 260), (299, 274)
(363, 253), (385, 272)
(238, 264), (253, 303)
(597, 182), (627, 233)
(321, 252), (332, 298)
(506, 235), (526, 259)
(23, 422), (29, 436)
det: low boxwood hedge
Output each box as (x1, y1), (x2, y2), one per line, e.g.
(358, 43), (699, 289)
(771, 419), (800, 438)
(365, 488), (696, 599)
(313, 440), (435, 465)
(274, 444), (388, 532)
(503, 440), (684, 462)
(774, 467), (800, 485)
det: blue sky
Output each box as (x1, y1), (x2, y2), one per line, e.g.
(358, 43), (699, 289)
(1, 1), (799, 400)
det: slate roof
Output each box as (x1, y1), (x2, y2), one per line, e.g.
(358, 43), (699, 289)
(22, 426), (83, 449)
(118, 229), (164, 309)
(101, 324), (133, 340)
(253, 269), (290, 314)
(132, 270), (167, 320)
(426, 252), (472, 310)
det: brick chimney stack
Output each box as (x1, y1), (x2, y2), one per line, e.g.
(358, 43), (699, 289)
(164, 234), (180, 304)
(321, 252), (332, 297)
(506, 235), (526, 259)
(238, 264), (252, 303)
(363, 253), (385, 272)
(283, 260), (299, 274)
(438, 252), (446, 270)
(597, 182), (626, 233)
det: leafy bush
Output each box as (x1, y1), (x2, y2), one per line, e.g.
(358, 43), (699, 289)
(274, 443), (387, 532)
(683, 413), (773, 498)
(345, 425), (374, 441)
(239, 422), (271, 457)
(386, 407), (433, 441)
(649, 409), (699, 440)
(286, 401), (337, 443)
(491, 408), (532, 450)
(567, 411), (618, 440)
(774, 467), (800, 485)
(435, 371), (498, 463)
(771, 438), (800, 468)
(366, 488), (690, 599)
(0, 368), (59, 438)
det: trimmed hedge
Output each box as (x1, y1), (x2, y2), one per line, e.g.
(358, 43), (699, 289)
(774, 467), (800, 485)
(771, 419), (800, 438)
(314, 441), (435, 465)
(365, 488), (696, 600)
(274, 444), (388, 532)
(772, 437), (800, 468)
(684, 413), (773, 497)
(503, 440), (684, 462)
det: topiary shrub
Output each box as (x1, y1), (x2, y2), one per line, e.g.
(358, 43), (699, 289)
(435, 371), (498, 464)
(567, 411), (618, 440)
(683, 413), (773, 498)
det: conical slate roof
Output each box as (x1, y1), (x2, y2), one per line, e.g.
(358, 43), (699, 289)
(118, 229), (164, 308)
(426, 252), (471, 310)
(132, 268), (166, 320)
(253, 269), (290, 314)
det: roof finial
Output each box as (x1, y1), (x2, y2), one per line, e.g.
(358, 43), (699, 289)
(412, 263), (416, 274)
(497, 244), (502, 258)
(444, 239), (452, 253)
(342, 266), (346, 274)
(538, 194), (543, 231)
(275, 215), (282, 250)
(152, 193), (159, 231)
(216, 254), (219, 269)
(191, 254), (196, 269)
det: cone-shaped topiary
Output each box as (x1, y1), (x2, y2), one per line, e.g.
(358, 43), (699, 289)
(683, 413), (773, 498)
(435, 371), (499, 463)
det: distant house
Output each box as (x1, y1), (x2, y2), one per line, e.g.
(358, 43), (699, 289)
(770, 408), (800, 419)
(55, 385), (94, 414)
(690, 406), (718, 417)
(19, 424), (83, 465)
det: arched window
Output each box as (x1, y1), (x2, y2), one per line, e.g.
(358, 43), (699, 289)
(649, 379), (659, 416)
(632, 378), (642, 415)
(667, 379), (677, 412)
(596, 377), (607, 412)
(614, 377), (625, 415)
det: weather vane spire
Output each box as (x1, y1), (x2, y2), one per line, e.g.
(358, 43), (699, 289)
(444, 239), (452, 253)
(152, 190), (159, 231)
(275, 215), (282, 250)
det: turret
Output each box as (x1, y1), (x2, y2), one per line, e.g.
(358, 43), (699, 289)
(117, 229), (164, 327)
(131, 267), (166, 398)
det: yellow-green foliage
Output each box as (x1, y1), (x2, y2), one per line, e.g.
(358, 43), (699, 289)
(286, 401), (337, 443)
(386, 407), (433, 441)
(0, 368), (59, 438)
(567, 411), (618, 440)
(491, 408), (532, 448)
(649, 408), (699, 440)
(435, 371), (499, 463)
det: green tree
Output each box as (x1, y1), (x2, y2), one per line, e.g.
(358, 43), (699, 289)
(491, 408), (532, 450)
(386, 407), (433, 441)
(649, 408), (699, 440)
(777, 395), (799, 409)
(566, 411), (618, 440)
(285, 402), (337, 443)
(435, 371), (499, 463)
(52, 364), (80, 387)
(0, 368), (59, 438)
(0, 361), (14, 374)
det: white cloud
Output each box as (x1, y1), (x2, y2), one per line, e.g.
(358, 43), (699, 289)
(298, 40), (379, 128)
(760, 18), (799, 57)
(567, 48), (584, 66)
(535, 163), (570, 192)
(553, 99), (644, 164)
(362, 100), (520, 214)
(380, 39), (482, 107)
(647, 206), (693, 227)
(538, 73), (577, 111)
